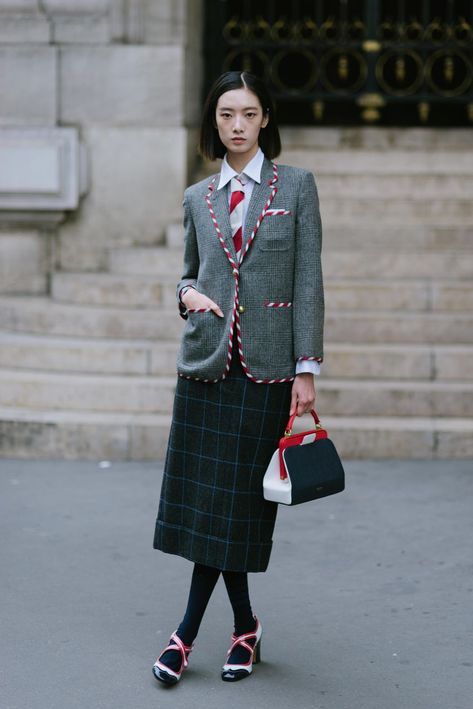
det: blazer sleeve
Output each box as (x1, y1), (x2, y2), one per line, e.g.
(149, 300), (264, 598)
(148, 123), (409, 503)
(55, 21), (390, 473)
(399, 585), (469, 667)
(292, 171), (325, 362)
(176, 192), (200, 320)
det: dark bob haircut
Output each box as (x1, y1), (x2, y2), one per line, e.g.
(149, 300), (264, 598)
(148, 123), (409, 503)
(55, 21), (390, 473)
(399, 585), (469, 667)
(199, 71), (281, 161)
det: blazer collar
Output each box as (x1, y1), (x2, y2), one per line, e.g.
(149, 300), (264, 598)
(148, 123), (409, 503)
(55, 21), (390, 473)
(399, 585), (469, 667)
(217, 148), (265, 190)
(209, 179), (236, 260)
(242, 157), (275, 243)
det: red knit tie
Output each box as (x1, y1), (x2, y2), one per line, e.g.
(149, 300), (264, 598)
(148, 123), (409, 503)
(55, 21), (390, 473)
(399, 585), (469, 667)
(229, 175), (245, 259)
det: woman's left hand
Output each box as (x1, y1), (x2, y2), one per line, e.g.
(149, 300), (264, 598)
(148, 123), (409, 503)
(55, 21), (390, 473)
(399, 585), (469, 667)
(290, 373), (316, 416)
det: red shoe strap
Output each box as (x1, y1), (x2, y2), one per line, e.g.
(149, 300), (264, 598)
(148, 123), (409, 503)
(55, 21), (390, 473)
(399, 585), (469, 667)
(161, 632), (192, 669)
(227, 626), (258, 657)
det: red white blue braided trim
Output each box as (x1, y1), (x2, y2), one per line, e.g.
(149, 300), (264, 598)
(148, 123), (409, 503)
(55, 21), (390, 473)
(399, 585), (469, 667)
(264, 208), (292, 216)
(205, 178), (239, 272)
(264, 300), (293, 308)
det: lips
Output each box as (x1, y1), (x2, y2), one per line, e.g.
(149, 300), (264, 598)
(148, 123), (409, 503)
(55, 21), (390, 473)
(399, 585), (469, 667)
(231, 138), (246, 143)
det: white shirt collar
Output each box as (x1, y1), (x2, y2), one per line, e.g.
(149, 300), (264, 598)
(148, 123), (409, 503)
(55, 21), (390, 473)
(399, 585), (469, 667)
(217, 148), (265, 190)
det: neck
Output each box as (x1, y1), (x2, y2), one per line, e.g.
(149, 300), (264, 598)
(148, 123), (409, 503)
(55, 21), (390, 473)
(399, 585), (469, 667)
(226, 145), (260, 174)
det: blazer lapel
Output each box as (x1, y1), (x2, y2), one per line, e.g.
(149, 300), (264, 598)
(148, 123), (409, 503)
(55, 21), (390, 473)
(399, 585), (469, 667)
(242, 158), (276, 252)
(210, 181), (237, 262)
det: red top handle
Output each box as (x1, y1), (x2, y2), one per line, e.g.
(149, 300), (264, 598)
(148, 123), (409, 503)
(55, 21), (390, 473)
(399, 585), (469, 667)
(284, 408), (321, 436)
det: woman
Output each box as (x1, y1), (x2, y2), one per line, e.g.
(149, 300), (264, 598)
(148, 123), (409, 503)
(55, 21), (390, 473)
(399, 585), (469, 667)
(152, 71), (324, 684)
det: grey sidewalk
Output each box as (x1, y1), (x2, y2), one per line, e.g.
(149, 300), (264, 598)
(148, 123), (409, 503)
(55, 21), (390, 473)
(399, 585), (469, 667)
(0, 458), (471, 709)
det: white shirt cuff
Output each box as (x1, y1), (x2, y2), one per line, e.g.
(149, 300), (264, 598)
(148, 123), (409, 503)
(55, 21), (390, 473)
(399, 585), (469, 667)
(295, 360), (321, 376)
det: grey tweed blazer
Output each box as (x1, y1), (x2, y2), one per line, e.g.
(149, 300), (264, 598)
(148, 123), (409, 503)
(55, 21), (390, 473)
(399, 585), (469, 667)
(176, 157), (324, 382)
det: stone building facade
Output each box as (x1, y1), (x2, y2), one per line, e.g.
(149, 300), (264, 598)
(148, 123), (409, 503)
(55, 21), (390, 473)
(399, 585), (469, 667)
(0, 0), (202, 280)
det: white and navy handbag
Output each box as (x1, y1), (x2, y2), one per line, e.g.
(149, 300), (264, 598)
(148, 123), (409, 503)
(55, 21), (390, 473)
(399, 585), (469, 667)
(263, 409), (345, 506)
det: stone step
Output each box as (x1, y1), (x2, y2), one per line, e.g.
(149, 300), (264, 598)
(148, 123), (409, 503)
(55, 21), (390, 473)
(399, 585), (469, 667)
(51, 272), (473, 312)
(108, 247), (181, 276)
(316, 174), (473, 199)
(1, 368), (471, 417)
(315, 379), (473, 417)
(0, 369), (175, 414)
(326, 280), (473, 311)
(326, 310), (473, 344)
(320, 198), (473, 224)
(0, 406), (172, 460)
(0, 296), (183, 340)
(280, 149), (473, 174)
(165, 223), (473, 252)
(0, 331), (179, 375)
(323, 343), (473, 381)
(323, 415), (473, 459)
(52, 272), (177, 308)
(2, 332), (472, 380)
(322, 226), (473, 252)
(323, 251), (473, 279)
(0, 406), (471, 459)
(109, 246), (473, 279)
(278, 126), (473, 151)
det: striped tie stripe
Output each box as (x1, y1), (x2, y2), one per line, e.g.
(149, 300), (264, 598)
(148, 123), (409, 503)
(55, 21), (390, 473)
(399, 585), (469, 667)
(229, 176), (245, 258)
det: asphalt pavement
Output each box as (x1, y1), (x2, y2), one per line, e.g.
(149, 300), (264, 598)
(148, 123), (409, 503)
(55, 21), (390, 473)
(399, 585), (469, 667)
(0, 457), (471, 709)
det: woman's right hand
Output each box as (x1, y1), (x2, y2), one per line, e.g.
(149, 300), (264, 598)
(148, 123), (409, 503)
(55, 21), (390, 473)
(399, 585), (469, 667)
(182, 288), (224, 318)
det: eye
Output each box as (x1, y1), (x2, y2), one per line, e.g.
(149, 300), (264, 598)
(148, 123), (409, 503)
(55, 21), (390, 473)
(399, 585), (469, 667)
(220, 112), (232, 119)
(246, 112), (257, 118)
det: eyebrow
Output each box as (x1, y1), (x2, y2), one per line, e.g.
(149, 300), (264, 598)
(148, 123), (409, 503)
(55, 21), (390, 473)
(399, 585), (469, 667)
(218, 106), (259, 111)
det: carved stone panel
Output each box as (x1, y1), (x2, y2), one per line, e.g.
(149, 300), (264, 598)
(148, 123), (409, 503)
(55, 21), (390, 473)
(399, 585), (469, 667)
(0, 128), (87, 224)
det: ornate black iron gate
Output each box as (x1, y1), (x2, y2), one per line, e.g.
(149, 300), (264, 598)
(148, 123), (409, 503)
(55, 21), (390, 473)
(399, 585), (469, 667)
(203, 0), (473, 125)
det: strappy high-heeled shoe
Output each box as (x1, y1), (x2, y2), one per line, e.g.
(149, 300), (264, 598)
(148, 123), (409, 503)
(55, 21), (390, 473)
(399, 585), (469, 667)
(221, 617), (262, 682)
(152, 632), (193, 685)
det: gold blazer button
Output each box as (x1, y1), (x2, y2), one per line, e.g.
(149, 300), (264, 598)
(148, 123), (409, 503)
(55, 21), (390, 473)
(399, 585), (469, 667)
(238, 305), (245, 314)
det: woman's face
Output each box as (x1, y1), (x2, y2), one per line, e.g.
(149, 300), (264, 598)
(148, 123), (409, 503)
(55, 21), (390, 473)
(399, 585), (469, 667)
(215, 87), (269, 162)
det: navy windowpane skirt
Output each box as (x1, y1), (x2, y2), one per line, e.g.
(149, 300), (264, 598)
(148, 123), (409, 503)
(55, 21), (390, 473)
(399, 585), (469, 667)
(153, 340), (293, 572)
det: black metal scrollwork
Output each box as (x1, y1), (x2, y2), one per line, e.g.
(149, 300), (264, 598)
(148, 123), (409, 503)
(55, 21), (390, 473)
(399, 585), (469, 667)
(206, 1), (473, 126)
(376, 50), (424, 96)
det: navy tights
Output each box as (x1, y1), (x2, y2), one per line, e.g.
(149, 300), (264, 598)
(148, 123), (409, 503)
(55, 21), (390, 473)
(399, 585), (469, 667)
(159, 563), (257, 670)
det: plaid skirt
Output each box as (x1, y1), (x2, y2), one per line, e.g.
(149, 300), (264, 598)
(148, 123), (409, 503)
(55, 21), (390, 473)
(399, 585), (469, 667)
(153, 339), (293, 572)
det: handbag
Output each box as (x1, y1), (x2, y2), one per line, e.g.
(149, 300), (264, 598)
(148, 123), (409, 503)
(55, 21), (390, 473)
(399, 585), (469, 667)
(263, 409), (345, 505)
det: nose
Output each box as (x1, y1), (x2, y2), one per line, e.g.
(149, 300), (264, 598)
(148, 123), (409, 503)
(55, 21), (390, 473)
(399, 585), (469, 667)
(233, 115), (243, 132)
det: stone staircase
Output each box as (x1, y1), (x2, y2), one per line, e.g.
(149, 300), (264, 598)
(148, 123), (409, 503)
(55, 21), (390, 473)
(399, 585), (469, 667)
(1, 128), (472, 459)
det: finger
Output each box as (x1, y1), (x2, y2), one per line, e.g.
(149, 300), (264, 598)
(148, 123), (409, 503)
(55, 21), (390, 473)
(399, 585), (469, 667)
(209, 301), (224, 318)
(299, 395), (313, 416)
(289, 389), (298, 416)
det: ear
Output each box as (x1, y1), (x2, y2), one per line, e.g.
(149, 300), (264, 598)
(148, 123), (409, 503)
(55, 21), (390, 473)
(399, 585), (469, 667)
(261, 110), (269, 129)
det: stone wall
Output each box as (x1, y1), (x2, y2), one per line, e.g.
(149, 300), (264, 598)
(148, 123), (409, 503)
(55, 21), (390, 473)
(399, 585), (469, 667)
(0, 0), (203, 278)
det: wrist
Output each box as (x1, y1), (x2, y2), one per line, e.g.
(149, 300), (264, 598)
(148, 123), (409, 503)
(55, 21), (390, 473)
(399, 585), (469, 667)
(180, 285), (196, 304)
